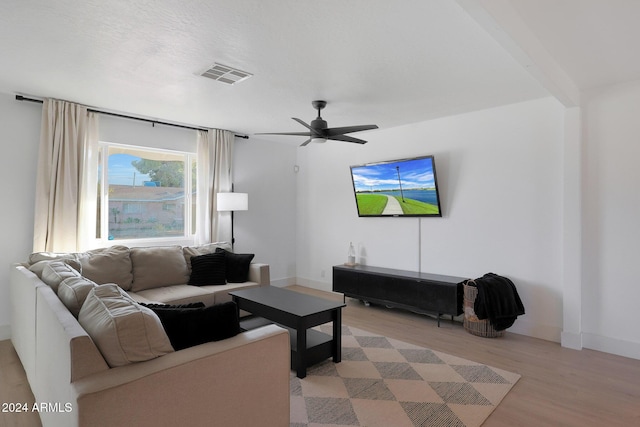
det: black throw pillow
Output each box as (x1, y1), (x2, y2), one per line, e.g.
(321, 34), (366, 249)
(189, 252), (226, 286)
(140, 302), (206, 309)
(215, 248), (255, 283)
(143, 301), (240, 351)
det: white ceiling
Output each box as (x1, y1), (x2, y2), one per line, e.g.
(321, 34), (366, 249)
(1, 1), (638, 142)
(509, 0), (640, 91)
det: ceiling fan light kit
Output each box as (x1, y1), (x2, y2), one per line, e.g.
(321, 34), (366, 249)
(256, 100), (378, 147)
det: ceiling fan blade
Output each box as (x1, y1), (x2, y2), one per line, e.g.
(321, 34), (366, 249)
(291, 118), (313, 130)
(328, 134), (368, 144)
(255, 131), (312, 136)
(300, 138), (313, 147)
(292, 117), (327, 138)
(325, 124), (378, 136)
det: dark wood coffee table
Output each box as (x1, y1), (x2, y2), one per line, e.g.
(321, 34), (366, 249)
(229, 286), (345, 378)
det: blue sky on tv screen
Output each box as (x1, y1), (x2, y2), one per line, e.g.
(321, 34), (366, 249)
(351, 157), (436, 192)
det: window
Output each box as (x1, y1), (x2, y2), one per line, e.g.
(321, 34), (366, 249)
(123, 203), (143, 214)
(97, 143), (196, 242)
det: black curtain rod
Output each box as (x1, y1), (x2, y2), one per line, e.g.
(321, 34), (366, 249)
(15, 95), (249, 139)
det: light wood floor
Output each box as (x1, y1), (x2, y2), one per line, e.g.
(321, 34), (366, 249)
(289, 286), (640, 427)
(0, 340), (41, 427)
(2, 285), (639, 426)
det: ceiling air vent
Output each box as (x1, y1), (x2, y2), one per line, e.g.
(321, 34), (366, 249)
(200, 63), (252, 85)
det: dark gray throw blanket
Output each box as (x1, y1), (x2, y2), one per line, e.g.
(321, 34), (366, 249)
(472, 273), (525, 331)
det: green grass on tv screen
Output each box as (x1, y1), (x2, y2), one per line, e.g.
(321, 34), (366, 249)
(356, 194), (440, 216)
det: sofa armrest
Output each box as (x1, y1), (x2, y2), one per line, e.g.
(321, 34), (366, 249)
(9, 264), (44, 385)
(249, 262), (270, 286)
(72, 324), (290, 427)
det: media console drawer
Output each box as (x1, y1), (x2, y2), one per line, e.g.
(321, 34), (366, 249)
(332, 265), (468, 326)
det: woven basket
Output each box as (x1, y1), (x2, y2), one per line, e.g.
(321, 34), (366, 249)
(463, 281), (505, 338)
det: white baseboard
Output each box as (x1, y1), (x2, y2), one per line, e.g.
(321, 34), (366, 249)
(583, 332), (640, 361)
(503, 318), (561, 343)
(295, 277), (332, 292)
(0, 324), (11, 341)
(270, 276), (297, 288)
(561, 331), (583, 350)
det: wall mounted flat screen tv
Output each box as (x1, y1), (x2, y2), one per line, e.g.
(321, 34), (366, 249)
(349, 155), (442, 217)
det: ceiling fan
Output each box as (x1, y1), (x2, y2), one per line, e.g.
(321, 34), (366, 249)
(256, 100), (378, 146)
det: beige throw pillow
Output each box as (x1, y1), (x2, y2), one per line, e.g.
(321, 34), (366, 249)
(78, 284), (174, 367)
(130, 246), (190, 292)
(40, 261), (82, 293)
(29, 251), (78, 265)
(78, 246), (133, 290)
(57, 276), (97, 317)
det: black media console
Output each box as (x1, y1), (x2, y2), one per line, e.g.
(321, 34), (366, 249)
(332, 265), (468, 326)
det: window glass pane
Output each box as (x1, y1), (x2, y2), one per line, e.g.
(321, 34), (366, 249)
(191, 157), (197, 235)
(107, 147), (186, 240)
(96, 150), (102, 239)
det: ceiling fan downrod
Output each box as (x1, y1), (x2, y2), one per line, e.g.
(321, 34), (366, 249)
(312, 100), (326, 118)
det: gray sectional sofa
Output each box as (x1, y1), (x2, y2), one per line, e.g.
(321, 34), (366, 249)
(10, 243), (290, 427)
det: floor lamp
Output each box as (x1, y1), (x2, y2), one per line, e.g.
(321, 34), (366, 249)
(216, 192), (248, 250)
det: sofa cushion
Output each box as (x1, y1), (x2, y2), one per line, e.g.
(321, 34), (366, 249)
(78, 284), (174, 367)
(189, 252), (227, 286)
(216, 248), (255, 283)
(183, 242), (232, 274)
(142, 301), (240, 350)
(141, 302), (206, 309)
(40, 261), (82, 293)
(124, 292), (163, 305)
(78, 246), (133, 290)
(199, 282), (261, 305)
(130, 246), (190, 292)
(130, 284), (217, 307)
(57, 276), (97, 317)
(29, 258), (82, 280)
(29, 251), (79, 265)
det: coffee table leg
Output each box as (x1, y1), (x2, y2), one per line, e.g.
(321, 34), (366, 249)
(231, 296), (239, 316)
(333, 308), (342, 363)
(296, 326), (307, 379)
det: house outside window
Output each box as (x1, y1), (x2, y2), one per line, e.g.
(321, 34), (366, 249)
(98, 143), (196, 242)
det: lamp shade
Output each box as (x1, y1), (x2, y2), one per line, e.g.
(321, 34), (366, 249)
(216, 192), (248, 211)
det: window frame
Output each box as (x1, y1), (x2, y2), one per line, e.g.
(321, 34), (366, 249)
(97, 141), (197, 247)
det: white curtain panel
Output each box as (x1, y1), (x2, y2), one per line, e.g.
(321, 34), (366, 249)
(196, 129), (234, 245)
(33, 99), (99, 253)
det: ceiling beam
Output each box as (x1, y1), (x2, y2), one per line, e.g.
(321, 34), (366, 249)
(456, 0), (581, 107)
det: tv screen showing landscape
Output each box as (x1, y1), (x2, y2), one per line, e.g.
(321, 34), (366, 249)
(350, 155), (442, 217)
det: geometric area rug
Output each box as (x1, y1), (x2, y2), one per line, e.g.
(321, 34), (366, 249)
(290, 325), (520, 427)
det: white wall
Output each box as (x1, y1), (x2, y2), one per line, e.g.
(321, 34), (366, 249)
(233, 138), (297, 286)
(296, 97), (565, 342)
(582, 80), (640, 359)
(0, 93), (41, 339)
